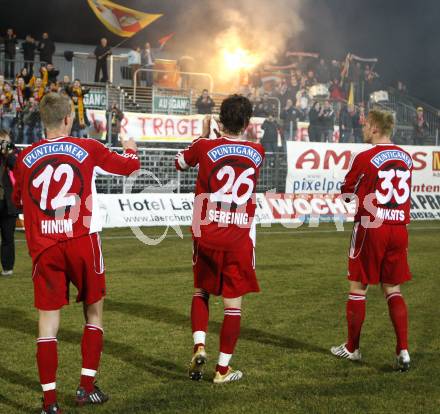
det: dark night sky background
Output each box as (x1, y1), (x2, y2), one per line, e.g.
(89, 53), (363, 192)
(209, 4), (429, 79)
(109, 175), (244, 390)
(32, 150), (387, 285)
(1, 0), (439, 106)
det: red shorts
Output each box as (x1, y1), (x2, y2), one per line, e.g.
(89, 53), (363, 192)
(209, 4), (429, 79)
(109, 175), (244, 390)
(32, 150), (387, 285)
(192, 240), (259, 298)
(348, 223), (411, 286)
(33, 233), (106, 311)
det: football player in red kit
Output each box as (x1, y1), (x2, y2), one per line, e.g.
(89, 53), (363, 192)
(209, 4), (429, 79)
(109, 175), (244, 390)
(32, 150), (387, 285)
(13, 93), (140, 413)
(331, 110), (412, 371)
(175, 95), (265, 383)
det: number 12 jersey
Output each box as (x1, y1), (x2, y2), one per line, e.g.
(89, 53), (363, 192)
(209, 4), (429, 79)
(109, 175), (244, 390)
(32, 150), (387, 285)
(13, 136), (140, 261)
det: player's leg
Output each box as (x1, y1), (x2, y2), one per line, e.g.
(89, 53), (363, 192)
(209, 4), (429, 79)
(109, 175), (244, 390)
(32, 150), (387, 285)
(331, 280), (367, 361)
(191, 288), (210, 351)
(189, 288), (209, 380)
(214, 296), (243, 383)
(76, 298), (109, 405)
(37, 310), (61, 413)
(382, 283), (410, 371)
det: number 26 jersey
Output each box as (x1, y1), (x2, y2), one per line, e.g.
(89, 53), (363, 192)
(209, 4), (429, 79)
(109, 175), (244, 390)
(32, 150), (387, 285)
(13, 136), (140, 261)
(341, 144), (413, 225)
(176, 137), (265, 251)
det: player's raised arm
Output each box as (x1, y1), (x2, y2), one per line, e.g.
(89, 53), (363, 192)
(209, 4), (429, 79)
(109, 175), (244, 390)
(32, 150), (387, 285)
(175, 115), (216, 171)
(92, 134), (140, 176)
(175, 138), (203, 171)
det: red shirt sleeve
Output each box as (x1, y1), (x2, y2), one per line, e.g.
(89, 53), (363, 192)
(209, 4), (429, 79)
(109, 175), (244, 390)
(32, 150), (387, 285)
(175, 138), (203, 171)
(92, 141), (141, 175)
(341, 152), (365, 200)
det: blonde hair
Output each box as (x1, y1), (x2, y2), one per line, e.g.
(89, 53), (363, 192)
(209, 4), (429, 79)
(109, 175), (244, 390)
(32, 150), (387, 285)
(367, 110), (394, 137)
(39, 92), (73, 130)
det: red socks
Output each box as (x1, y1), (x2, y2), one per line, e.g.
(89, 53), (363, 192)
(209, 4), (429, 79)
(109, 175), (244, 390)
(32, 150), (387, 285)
(346, 293), (366, 353)
(80, 324), (104, 392)
(217, 308), (241, 375)
(191, 290), (209, 352)
(387, 292), (409, 354)
(36, 337), (58, 409)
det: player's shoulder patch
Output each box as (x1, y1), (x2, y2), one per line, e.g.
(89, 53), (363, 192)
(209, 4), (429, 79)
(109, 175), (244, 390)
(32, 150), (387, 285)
(22, 141), (89, 168)
(370, 148), (413, 169)
(207, 143), (263, 167)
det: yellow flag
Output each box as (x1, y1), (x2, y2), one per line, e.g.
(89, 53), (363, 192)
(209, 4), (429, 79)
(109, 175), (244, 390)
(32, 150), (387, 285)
(88, 0), (162, 37)
(347, 82), (355, 106)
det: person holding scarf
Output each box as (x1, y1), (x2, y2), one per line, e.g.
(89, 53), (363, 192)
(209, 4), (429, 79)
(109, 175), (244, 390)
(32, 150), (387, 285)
(67, 79), (90, 137)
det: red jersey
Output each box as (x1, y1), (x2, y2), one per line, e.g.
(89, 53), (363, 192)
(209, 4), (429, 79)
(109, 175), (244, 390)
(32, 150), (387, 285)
(13, 136), (140, 261)
(341, 144), (413, 224)
(176, 137), (265, 251)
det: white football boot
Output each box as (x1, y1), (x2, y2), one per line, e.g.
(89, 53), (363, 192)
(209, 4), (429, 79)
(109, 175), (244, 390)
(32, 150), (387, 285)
(330, 343), (362, 361)
(395, 349), (410, 372)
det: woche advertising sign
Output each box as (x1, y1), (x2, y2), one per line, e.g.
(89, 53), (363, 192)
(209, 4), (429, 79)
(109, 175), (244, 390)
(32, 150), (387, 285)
(285, 142), (440, 220)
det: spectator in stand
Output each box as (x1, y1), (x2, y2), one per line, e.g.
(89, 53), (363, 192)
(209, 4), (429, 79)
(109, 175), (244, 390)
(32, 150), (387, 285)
(329, 78), (345, 101)
(22, 97), (41, 144)
(330, 60), (341, 83)
(141, 42), (154, 87)
(319, 100), (335, 142)
(296, 82), (310, 117)
(94, 38), (111, 83)
(413, 107), (428, 145)
(106, 102), (124, 146)
(22, 35), (37, 73)
(67, 79), (90, 137)
(261, 113), (280, 153)
(253, 96), (266, 117)
(32, 77), (47, 102)
(60, 75), (71, 91)
(195, 89), (215, 114)
(353, 103), (365, 143)
(3, 29), (18, 79)
(0, 129), (18, 276)
(348, 60), (362, 102)
(0, 83), (15, 132)
(37, 32), (55, 64)
(364, 65), (380, 102)
(286, 76), (299, 105)
(280, 98), (299, 141)
(308, 101), (321, 142)
(46, 63), (59, 84)
(316, 58), (330, 84)
(261, 93), (275, 117)
(304, 70), (317, 88)
(16, 67), (33, 86)
(339, 104), (359, 143)
(127, 46), (141, 86)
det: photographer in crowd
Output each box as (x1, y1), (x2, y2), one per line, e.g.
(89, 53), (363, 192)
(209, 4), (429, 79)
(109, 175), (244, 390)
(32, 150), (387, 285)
(106, 102), (124, 146)
(0, 129), (17, 276)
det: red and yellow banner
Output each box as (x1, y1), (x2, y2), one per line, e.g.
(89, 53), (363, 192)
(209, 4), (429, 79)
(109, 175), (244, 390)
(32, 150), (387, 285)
(87, 0), (162, 37)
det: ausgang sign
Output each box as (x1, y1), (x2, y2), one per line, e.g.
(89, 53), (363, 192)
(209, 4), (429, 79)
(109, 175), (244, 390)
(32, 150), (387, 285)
(153, 95), (191, 114)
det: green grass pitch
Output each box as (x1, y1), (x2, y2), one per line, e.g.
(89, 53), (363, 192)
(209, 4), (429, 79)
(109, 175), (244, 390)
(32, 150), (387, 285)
(1, 221), (439, 413)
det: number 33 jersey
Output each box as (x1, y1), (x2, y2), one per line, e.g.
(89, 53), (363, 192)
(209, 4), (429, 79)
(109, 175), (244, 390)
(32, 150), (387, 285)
(341, 144), (413, 224)
(13, 136), (140, 261)
(176, 137), (265, 251)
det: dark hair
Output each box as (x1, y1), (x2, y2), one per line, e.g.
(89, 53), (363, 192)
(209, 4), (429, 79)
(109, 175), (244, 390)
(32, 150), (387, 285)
(220, 94), (253, 135)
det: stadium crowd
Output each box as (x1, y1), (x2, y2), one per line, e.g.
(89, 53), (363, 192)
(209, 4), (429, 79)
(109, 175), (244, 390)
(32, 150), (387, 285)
(0, 28), (434, 148)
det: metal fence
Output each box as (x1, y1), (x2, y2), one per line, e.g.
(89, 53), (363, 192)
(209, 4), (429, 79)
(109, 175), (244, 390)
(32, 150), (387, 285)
(93, 148), (287, 194)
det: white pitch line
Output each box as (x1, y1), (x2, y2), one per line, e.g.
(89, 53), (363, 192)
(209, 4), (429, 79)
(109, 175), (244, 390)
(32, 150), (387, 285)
(13, 226), (440, 243)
